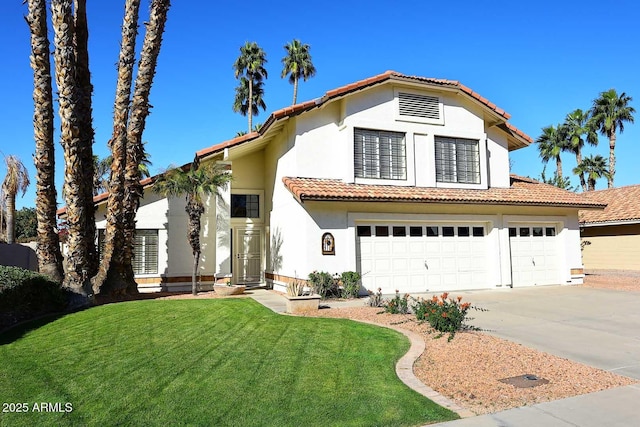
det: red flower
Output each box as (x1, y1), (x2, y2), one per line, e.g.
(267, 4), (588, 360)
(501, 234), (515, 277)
(441, 292), (449, 300)
(442, 312), (448, 318)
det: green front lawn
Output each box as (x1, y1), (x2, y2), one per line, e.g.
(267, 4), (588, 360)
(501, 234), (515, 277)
(0, 298), (458, 426)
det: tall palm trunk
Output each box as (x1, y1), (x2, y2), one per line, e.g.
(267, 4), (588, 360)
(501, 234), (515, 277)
(555, 157), (563, 182)
(575, 151), (586, 192)
(92, 0), (142, 295)
(247, 77), (253, 131)
(123, 0), (171, 294)
(608, 132), (616, 188)
(73, 0), (98, 277)
(5, 195), (15, 245)
(292, 75), (298, 105)
(186, 197), (204, 296)
(51, 0), (91, 295)
(27, 0), (63, 282)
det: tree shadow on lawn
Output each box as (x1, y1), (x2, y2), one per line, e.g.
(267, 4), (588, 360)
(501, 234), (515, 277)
(0, 312), (67, 345)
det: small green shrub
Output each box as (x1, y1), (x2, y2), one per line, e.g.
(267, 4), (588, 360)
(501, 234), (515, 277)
(0, 266), (68, 329)
(413, 292), (483, 341)
(340, 271), (361, 299)
(382, 290), (409, 314)
(307, 271), (338, 299)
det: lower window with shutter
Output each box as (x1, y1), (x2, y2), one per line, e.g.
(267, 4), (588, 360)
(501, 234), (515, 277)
(97, 229), (159, 275)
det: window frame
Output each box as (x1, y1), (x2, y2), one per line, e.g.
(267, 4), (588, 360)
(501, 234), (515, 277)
(354, 128), (407, 181)
(231, 194), (260, 219)
(435, 136), (481, 184)
(98, 229), (159, 276)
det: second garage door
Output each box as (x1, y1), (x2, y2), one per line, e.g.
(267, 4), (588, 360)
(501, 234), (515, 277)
(357, 223), (489, 294)
(509, 224), (560, 286)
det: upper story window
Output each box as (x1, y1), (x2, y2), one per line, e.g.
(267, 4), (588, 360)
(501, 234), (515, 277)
(354, 128), (406, 180)
(435, 136), (480, 184)
(231, 194), (259, 218)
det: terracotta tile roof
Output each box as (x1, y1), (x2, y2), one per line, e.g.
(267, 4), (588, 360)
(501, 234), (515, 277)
(56, 176), (155, 216)
(283, 175), (606, 209)
(579, 185), (640, 225)
(196, 71), (532, 160)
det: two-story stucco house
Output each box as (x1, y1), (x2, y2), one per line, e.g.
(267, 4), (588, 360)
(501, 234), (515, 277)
(90, 71), (605, 294)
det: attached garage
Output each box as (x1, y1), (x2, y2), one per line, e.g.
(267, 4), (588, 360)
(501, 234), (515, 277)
(281, 176), (605, 294)
(508, 224), (560, 286)
(357, 222), (489, 293)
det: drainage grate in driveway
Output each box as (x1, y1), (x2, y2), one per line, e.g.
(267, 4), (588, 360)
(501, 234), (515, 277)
(499, 374), (549, 388)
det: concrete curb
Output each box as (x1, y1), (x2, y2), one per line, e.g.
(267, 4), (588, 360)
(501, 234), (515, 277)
(354, 319), (475, 419)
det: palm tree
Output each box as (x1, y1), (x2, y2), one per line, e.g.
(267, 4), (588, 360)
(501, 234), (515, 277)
(233, 42), (268, 132)
(73, 0), (98, 278)
(232, 77), (266, 123)
(574, 155), (610, 191)
(562, 109), (598, 192)
(536, 125), (569, 182)
(51, 0), (96, 295)
(1, 156), (30, 245)
(153, 160), (231, 295)
(119, 0), (171, 296)
(90, 0), (142, 296)
(590, 89), (635, 188)
(281, 39), (316, 105)
(93, 146), (152, 196)
(26, 0), (63, 281)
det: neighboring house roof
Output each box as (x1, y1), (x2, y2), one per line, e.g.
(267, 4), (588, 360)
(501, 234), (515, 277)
(283, 175), (607, 209)
(579, 185), (640, 226)
(196, 70), (533, 160)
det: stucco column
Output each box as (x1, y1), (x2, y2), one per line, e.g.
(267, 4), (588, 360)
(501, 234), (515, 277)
(215, 163), (232, 281)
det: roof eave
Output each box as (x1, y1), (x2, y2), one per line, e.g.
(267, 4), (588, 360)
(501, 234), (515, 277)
(297, 196), (605, 209)
(580, 219), (640, 227)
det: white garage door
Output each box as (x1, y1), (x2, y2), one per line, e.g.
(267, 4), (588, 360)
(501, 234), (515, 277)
(357, 223), (488, 294)
(509, 225), (560, 286)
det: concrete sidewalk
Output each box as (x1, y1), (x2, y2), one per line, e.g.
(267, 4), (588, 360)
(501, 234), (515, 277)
(434, 384), (640, 427)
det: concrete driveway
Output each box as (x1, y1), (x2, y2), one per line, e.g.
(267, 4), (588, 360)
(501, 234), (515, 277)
(433, 285), (640, 427)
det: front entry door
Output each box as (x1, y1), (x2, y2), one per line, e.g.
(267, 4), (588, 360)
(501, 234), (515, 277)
(235, 228), (262, 284)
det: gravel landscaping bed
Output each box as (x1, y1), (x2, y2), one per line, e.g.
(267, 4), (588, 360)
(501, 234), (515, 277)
(305, 306), (636, 415)
(583, 270), (640, 292)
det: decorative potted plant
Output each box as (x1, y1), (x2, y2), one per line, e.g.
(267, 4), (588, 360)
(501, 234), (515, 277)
(284, 278), (320, 314)
(213, 279), (245, 296)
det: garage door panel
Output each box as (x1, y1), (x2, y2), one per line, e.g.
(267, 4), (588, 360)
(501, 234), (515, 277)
(374, 241), (390, 255)
(392, 258), (408, 270)
(392, 241), (408, 255)
(442, 242), (456, 253)
(359, 222), (489, 293)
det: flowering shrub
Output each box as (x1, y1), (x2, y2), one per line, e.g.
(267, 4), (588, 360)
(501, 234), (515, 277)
(382, 290), (409, 314)
(412, 293), (483, 341)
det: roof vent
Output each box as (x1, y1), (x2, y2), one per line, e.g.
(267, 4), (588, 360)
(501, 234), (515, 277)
(398, 92), (440, 119)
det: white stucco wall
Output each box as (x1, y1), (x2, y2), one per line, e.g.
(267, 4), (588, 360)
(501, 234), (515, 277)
(287, 84), (511, 191)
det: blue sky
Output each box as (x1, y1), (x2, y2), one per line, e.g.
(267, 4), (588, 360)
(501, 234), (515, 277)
(1, 0), (639, 210)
